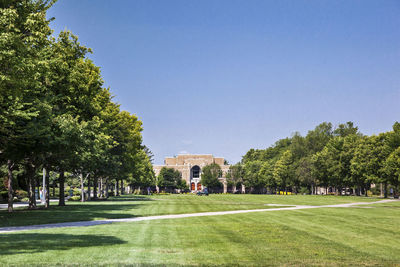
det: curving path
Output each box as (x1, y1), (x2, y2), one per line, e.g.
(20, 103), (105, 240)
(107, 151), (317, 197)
(0, 199), (396, 234)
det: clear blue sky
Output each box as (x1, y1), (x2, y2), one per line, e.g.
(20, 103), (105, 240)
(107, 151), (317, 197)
(47, 0), (400, 165)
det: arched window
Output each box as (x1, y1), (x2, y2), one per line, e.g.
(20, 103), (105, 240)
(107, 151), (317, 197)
(191, 166), (200, 178)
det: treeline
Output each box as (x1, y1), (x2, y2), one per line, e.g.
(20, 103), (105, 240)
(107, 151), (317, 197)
(0, 0), (155, 212)
(228, 122), (400, 197)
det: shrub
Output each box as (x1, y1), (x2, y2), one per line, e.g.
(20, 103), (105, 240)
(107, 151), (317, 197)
(49, 187), (60, 197)
(21, 197), (29, 202)
(371, 186), (380, 196)
(299, 187), (310, 195)
(73, 189), (81, 196)
(133, 189), (141, 195)
(15, 190), (28, 199)
(68, 196), (81, 201)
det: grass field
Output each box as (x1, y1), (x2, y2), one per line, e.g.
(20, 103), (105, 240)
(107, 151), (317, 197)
(1, 195), (399, 266)
(0, 194), (380, 227)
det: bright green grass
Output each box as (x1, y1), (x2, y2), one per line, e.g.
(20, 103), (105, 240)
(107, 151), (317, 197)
(0, 199), (399, 266)
(0, 194), (380, 227)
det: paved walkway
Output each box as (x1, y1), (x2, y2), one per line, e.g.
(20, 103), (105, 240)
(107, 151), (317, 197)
(0, 199), (396, 234)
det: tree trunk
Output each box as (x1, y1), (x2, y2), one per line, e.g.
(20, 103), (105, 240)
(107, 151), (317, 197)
(100, 177), (103, 198)
(27, 163), (37, 209)
(87, 176), (91, 200)
(7, 160), (13, 213)
(97, 178), (102, 198)
(384, 182), (388, 198)
(52, 182), (56, 198)
(58, 170), (65, 206)
(93, 177), (98, 199)
(45, 169), (50, 208)
(380, 183), (383, 198)
(28, 176), (36, 209)
(80, 173), (85, 202)
(116, 180), (119, 196)
(105, 179), (109, 198)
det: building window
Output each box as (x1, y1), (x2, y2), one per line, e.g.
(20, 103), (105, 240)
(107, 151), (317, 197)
(192, 166), (200, 178)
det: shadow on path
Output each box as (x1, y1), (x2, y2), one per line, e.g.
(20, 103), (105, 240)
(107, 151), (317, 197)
(0, 233), (126, 255)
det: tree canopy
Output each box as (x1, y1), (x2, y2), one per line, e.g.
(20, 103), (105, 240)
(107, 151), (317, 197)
(0, 0), (155, 211)
(239, 121), (400, 197)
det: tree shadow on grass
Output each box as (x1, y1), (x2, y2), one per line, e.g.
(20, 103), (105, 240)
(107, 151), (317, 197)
(108, 195), (155, 201)
(0, 203), (145, 228)
(0, 233), (126, 255)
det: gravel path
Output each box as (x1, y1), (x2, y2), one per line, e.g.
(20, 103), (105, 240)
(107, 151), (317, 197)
(0, 199), (396, 234)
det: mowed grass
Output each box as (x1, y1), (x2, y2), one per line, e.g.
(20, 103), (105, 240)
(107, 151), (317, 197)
(0, 194), (380, 227)
(0, 198), (399, 266)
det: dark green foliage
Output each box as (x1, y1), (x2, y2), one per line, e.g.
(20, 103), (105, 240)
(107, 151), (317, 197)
(201, 163), (222, 192)
(241, 121), (400, 197)
(0, 0), (153, 210)
(157, 167), (184, 192)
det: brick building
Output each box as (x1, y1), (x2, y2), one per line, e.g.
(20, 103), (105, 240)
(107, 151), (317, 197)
(153, 154), (230, 192)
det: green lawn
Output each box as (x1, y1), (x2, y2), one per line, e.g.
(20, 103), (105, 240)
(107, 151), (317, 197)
(0, 194), (380, 227)
(0, 195), (399, 266)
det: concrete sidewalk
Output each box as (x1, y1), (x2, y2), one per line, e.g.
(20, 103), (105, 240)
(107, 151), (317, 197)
(0, 199), (396, 234)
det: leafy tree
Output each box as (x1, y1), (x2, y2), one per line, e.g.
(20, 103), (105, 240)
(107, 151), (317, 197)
(226, 163), (244, 192)
(157, 167), (182, 192)
(0, 0), (54, 211)
(305, 122), (333, 154)
(259, 160), (276, 193)
(333, 121), (360, 137)
(243, 160), (265, 193)
(273, 150), (295, 193)
(351, 134), (388, 197)
(384, 147), (400, 198)
(296, 156), (316, 194)
(201, 163), (222, 192)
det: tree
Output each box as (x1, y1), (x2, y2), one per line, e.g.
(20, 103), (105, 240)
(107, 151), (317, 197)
(201, 163), (222, 192)
(333, 121), (360, 137)
(226, 163), (244, 193)
(351, 134), (388, 197)
(130, 149), (156, 191)
(296, 156), (315, 194)
(273, 150), (295, 193)
(305, 122), (333, 154)
(259, 160), (276, 193)
(384, 147), (400, 198)
(0, 0), (54, 211)
(243, 160), (265, 193)
(157, 167), (182, 192)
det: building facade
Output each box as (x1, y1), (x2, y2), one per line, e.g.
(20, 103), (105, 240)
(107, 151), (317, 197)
(153, 154), (230, 192)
